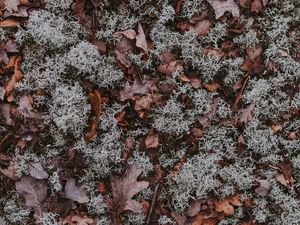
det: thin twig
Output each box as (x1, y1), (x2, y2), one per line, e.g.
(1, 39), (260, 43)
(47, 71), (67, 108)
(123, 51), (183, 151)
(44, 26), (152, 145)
(146, 182), (161, 225)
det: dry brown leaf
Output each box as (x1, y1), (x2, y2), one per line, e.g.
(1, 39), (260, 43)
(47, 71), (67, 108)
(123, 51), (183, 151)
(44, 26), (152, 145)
(238, 102), (255, 123)
(255, 179), (271, 197)
(3, 0), (20, 13)
(193, 19), (212, 36)
(145, 132), (159, 148)
(204, 83), (220, 92)
(0, 18), (19, 26)
(110, 164), (149, 225)
(271, 122), (282, 132)
(28, 162), (49, 180)
(136, 23), (148, 54)
(0, 161), (20, 181)
(114, 29), (137, 40)
(114, 37), (135, 68)
(65, 178), (90, 203)
(85, 90), (101, 142)
(70, 215), (94, 225)
(157, 60), (183, 75)
(207, 0), (240, 19)
(120, 77), (157, 101)
(251, 0), (268, 12)
(15, 176), (48, 217)
(214, 195), (242, 216)
(5, 56), (23, 96)
(276, 161), (295, 186)
(133, 94), (154, 111)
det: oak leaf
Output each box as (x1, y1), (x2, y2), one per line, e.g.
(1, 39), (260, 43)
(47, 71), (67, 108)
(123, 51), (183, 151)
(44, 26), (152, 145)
(110, 164), (149, 225)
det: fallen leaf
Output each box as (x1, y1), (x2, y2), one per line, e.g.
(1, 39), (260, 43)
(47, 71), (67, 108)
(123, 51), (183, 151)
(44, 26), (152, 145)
(193, 19), (212, 36)
(170, 211), (187, 225)
(3, 0), (20, 13)
(15, 176), (48, 217)
(70, 215), (94, 225)
(28, 162), (49, 180)
(238, 102), (255, 123)
(110, 164), (149, 225)
(133, 94), (154, 111)
(71, 0), (92, 29)
(214, 195), (242, 216)
(120, 77), (157, 101)
(276, 161), (295, 186)
(208, 0), (240, 19)
(0, 161), (20, 181)
(114, 29), (137, 40)
(5, 56), (23, 96)
(0, 18), (19, 27)
(251, 0), (268, 12)
(85, 90), (101, 142)
(136, 23), (148, 54)
(204, 83), (220, 92)
(47, 196), (73, 217)
(157, 60), (183, 75)
(271, 122), (282, 132)
(114, 37), (135, 68)
(145, 132), (159, 148)
(255, 179), (271, 197)
(65, 178), (90, 203)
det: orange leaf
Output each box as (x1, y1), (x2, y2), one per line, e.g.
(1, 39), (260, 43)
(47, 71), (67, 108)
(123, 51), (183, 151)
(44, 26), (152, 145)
(4, 56), (23, 96)
(145, 132), (159, 148)
(85, 90), (101, 142)
(0, 18), (19, 27)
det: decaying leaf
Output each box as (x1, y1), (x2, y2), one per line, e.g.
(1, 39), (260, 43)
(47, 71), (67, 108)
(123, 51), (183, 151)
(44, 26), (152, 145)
(85, 90), (101, 142)
(3, 0), (20, 13)
(208, 0), (240, 19)
(0, 161), (20, 181)
(145, 132), (159, 148)
(120, 77), (157, 101)
(110, 164), (149, 225)
(114, 29), (137, 40)
(4, 56), (23, 96)
(157, 60), (183, 75)
(214, 195), (242, 216)
(136, 23), (148, 54)
(255, 179), (271, 197)
(15, 176), (48, 217)
(193, 19), (212, 36)
(275, 161), (295, 186)
(0, 17), (20, 26)
(28, 162), (49, 180)
(65, 178), (90, 203)
(238, 102), (255, 123)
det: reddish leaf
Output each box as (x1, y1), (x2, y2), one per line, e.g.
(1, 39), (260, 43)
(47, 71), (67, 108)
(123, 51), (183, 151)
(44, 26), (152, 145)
(193, 19), (212, 36)
(110, 164), (149, 225)
(120, 77), (157, 101)
(145, 132), (159, 148)
(85, 90), (101, 142)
